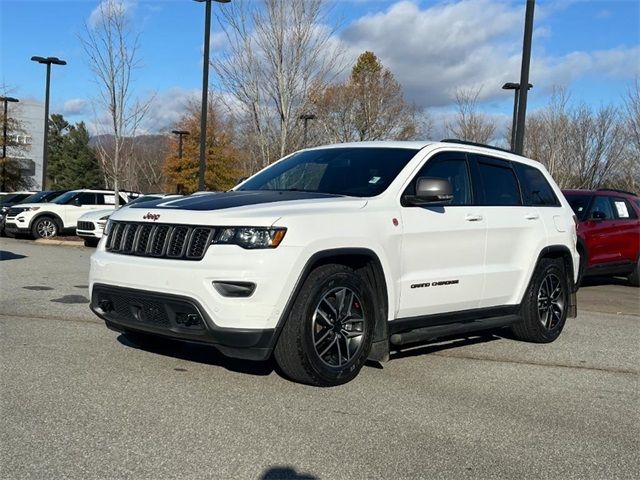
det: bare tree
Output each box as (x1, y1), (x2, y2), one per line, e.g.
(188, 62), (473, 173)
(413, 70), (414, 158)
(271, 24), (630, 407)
(214, 0), (342, 171)
(446, 87), (496, 144)
(80, 0), (151, 204)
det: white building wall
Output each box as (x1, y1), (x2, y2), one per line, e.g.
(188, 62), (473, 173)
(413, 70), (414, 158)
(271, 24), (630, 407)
(7, 100), (45, 190)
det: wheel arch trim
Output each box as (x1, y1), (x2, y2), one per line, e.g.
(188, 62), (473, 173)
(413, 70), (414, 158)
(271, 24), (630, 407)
(270, 247), (391, 360)
(29, 212), (64, 231)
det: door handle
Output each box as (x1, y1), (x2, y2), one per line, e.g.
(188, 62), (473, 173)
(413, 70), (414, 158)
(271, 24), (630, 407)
(525, 213), (540, 220)
(465, 214), (483, 222)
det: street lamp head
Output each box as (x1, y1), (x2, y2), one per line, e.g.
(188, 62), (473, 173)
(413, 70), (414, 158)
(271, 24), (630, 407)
(502, 82), (533, 91)
(299, 113), (316, 121)
(0, 96), (19, 103)
(31, 55), (67, 66)
(172, 130), (190, 135)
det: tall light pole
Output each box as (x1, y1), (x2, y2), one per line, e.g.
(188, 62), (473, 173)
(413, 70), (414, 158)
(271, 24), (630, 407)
(1, 96), (19, 191)
(502, 82), (532, 152)
(299, 113), (316, 147)
(172, 130), (190, 159)
(514, 0), (535, 155)
(194, 0), (230, 191)
(31, 56), (66, 190)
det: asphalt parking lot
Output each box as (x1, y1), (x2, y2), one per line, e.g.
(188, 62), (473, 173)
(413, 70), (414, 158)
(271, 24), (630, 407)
(1, 237), (638, 480)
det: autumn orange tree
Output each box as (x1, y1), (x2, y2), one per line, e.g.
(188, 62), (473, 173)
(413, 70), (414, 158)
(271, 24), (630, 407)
(164, 100), (244, 193)
(310, 51), (419, 143)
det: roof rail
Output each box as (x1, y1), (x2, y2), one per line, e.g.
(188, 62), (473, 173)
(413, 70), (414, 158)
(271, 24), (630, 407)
(440, 138), (514, 155)
(596, 188), (638, 197)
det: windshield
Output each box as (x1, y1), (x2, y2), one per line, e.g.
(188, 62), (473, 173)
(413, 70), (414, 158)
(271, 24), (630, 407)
(237, 147), (419, 197)
(566, 194), (592, 221)
(52, 191), (79, 204)
(0, 193), (30, 205)
(20, 191), (61, 203)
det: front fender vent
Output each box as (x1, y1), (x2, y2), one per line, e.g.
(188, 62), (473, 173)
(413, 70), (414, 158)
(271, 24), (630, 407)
(106, 221), (215, 261)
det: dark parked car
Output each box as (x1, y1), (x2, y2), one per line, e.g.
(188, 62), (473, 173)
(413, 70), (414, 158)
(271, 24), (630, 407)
(0, 190), (68, 236)
(563, 188), (640, 286)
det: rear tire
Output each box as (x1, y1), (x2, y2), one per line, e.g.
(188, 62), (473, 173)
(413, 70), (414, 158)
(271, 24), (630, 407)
(628, 259), (639, 287)
(511, 257), (569, 343)
(274, 264), (375, 387)
(31, 216), (59, 239)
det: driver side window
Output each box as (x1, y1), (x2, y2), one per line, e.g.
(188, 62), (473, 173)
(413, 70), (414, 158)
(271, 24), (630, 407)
(404, 153), (472, 205)
(589, 196), (614, 220)
(75, 192), (97, 206)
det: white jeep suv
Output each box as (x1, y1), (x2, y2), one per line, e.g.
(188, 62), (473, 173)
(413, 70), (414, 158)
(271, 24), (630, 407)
(89, 141), (579, 386)
(5, 189), (137, 239)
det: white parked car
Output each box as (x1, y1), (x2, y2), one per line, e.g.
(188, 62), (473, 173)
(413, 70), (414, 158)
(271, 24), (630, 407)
(90, 140), (579, 386)
(77, 194), (182, 247)
(5, 189), (139, 239)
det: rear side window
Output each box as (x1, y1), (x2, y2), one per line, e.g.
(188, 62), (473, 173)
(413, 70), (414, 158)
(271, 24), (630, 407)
(514, 163), (560, 206)
(611, 197), (638, 220)
(476, 158), (521, 206)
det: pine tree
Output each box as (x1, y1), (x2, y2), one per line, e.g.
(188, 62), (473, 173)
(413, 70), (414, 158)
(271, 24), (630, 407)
(48, 114), (103, 189)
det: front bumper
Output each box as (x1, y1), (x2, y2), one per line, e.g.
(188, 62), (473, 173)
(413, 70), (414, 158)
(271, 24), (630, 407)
(4, 222), (28, 234)
(91, 284), (276, 360)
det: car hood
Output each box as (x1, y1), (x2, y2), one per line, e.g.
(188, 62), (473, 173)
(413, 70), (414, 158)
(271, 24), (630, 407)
(111, 190), (368, 226)
(78, 209), (115, 221)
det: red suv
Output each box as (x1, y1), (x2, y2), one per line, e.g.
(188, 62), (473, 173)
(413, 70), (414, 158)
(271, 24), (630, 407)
(563, 189), (640, 286)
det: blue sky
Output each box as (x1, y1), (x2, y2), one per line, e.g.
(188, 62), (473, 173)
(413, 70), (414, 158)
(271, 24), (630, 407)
(1, 0), (639, 134)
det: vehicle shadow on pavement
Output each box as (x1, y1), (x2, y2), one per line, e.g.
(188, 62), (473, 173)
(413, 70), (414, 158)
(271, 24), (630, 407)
(0, 250), (27, 261)
(260, 466), (318, 479)
(117, 334), (276, 377)
(580, 276), (633, 288)
(390, 332), (502, 360)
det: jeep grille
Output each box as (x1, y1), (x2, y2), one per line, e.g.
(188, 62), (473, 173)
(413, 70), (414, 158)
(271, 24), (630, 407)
(106, 221), (215, 260)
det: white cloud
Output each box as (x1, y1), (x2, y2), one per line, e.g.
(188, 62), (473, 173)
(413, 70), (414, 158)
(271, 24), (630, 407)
(62, 98), (90, 116)
(88, 0), (136, 28)
(335, 0), (639, 108)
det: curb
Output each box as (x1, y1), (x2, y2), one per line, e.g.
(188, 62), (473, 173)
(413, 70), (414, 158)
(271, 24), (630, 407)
(33, 238), (86, 247)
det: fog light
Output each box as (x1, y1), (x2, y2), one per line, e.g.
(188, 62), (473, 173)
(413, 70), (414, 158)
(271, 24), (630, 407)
(213, 281), (256, 298)
(98, 299), (113, 312)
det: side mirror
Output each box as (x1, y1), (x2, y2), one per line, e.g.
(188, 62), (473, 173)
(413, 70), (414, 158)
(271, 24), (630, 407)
(590, 210), (606, 221)
(73, 198), (81, 207)
(405, 177), (454, 205)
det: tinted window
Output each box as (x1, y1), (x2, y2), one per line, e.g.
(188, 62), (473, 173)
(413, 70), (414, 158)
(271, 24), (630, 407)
(405, 156), (472, 205)
(52, 191), (79, 204)
(0, 193), (31, 205)
(237, 147), (419, 197)
(514, 163), (559, 206)
(76, 192), (97, 205)
(589, 196), (614, 220)
(610, 197), (637, 220)
(566, 194), (592, 221)
(477, 159), (521, 206)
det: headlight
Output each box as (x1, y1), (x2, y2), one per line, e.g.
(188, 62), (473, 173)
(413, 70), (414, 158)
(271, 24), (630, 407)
(99, 215), (110, 221)
(212, 227), (286, 249)
(104, 219), (114, 235)
(29, 206), (40, 211)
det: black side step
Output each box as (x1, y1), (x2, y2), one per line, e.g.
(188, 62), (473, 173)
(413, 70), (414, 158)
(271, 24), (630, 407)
(389, 315), (519, 347)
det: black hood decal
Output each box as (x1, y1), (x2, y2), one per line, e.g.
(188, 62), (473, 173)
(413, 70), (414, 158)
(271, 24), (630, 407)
(129, 191), (343, 211)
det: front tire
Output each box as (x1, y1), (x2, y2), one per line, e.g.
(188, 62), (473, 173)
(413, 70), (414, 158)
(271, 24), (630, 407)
(31, 216), (59, 239)
(628, 258), (639, 287)
(274, 264), (375, 387)
(84, 238), (99, 248)
(511, 257), (569, 343)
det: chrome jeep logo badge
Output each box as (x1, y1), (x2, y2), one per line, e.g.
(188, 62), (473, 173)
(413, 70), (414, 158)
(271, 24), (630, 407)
(143, 213), (161, 221)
